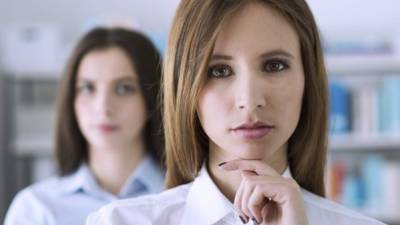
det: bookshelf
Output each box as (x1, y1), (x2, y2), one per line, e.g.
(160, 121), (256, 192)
(4, 74), (58, 158)
(12, 104), (55, 157)
(326, 54), (400, 75)
(326, 53), (400, 225)
(329, 134), (400, 152)
(12, 136), (53, 156)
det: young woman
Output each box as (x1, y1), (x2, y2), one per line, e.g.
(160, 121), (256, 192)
(86, 1), (385, 225)
(4, 27), (164, 225)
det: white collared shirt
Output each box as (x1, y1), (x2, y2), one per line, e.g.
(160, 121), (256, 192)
(86, 165), (385, 225)
(4, 155), (164, 225)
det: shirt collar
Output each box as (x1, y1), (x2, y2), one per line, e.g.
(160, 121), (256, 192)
(181, 165), (235, 225)
(119, 154), (165, 198)
(58, 163), (98, 195)
(58, 154), (164, 199)
(181, 164), (292, 225)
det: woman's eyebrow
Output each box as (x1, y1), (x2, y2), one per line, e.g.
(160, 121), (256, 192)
(76, 76), (136, 84)
(210, 54), (233, 61)
(260, 49), (295, 59)
(76, 77), (93, 83)
(210, 49), (295, 61)
(114, 76), (136, 82)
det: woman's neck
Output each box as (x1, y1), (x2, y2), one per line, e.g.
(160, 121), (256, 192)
(208, 145), (288, 202)
(88, 140), (146, 196)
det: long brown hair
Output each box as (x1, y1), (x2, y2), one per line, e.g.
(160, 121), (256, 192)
(55, 27), (163, 176)
(163, 0), (328, 197)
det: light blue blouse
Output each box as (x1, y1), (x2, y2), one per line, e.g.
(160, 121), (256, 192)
(3, 155), (164, 225)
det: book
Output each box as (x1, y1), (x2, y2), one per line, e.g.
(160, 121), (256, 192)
(378, 77), (400, 134)
(329, 82), (351, 134)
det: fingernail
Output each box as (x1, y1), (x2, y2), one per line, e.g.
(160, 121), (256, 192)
(218, 162), (227, 167)
(239, 215), (247, 224)
(252, 217), (261, 224)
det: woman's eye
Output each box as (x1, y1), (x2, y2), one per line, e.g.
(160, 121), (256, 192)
(263, 60), (289, 73)
(76, 83), (94, 95)
(115, 83), (136, 95)
(208, 65), (233, 78)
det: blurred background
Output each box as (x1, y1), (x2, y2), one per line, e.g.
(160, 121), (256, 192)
(0, 0), (400, 224)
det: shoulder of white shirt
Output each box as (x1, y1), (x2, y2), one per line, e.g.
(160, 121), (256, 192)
(9, 164), (92, 210)
(4, 176), (61, 224)
(88, 181), (385, 225)
(86, 165), (386, 225)
(301, 189), (386, 225)
(15, 154), (165, 199)
(17, 176), (64, 199)
(93, 181), (191, 215)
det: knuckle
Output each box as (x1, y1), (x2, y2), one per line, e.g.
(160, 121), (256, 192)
(244, 176), (257, 185)
(288, 178), (300, 190)
(242, 205), (250, 216)
(284, 178), (301, 194)
(253, 186), (261, 196)
(249, 205), (258, 217)
(234, 198), (241, 210)
(243, 176), (254, 186)
(285, 177), (297, 187)
(249, 195), (260, 209)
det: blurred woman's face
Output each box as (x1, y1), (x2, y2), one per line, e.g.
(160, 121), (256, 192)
(197, 2), (304, 165)
(74, 47), (147, 151)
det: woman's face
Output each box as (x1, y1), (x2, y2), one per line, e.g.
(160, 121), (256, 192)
(74, 47), (147, 151)
(197, 2), (304, 163)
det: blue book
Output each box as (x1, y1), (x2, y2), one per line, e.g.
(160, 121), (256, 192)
(329, 82), (351, 134)
(361, 155), (385, 213)
(341, 174), (365, 210)
(378, 77), (400, 134)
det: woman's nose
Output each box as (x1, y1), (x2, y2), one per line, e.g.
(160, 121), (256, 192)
(94, 92), (114, 117)
(235, 74), (266, 111)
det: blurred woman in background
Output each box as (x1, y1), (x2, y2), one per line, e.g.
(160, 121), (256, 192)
(4, 27), (164, 225)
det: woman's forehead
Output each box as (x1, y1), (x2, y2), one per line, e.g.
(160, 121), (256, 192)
(212, 1), (300, 58)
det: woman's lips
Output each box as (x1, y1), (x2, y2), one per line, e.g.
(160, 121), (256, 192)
(230, 122), (274, 140)
(98, 125), (118, 133)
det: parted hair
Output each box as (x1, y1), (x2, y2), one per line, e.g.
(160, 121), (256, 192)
(55, 27), (163, 176)
(163, 0), (328, 197)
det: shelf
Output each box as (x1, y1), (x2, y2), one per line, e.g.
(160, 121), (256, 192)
(329, 134), (400, 152)
(12, 136), (53, 156)
(3, 70), (62, 81)
(325, 54), (400, 75)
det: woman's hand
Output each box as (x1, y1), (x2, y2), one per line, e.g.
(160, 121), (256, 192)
(218, 159), (309, 225)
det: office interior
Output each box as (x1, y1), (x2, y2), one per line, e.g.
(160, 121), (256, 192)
(1, 0), (400, 224)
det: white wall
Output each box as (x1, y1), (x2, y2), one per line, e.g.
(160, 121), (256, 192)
(307, 0), (400, 38)
(0, 0), (181, 42)
(0, 0), (399, 40)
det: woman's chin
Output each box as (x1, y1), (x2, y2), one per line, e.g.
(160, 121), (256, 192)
(232, 148), (267, 160)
